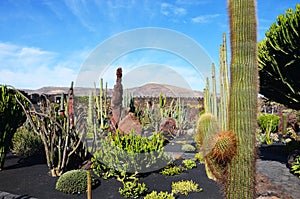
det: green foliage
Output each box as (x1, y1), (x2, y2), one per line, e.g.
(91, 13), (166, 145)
(0, 85), (27, 168)
(12, 124), (43, 157)
(118, 180), (148, 198)
(258, 114), (280, 133)
(55, 169), (99, 194)
(181, 144), (196, 152)
(160, 165), (185, 176)
(291, 155), (300, 177)
(171, 180), (202, 195)
(92, 131), (171, 174)
(194, 152), (205, 163)
(183, 159), (197, 169)
(258, 4), (300, 110)
(144, 191), (175, 199)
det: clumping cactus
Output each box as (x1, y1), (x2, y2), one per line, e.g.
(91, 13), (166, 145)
(195, 113), (237, 182)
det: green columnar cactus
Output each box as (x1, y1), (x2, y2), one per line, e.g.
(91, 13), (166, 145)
(226, 0), (258, 198)
(219, 34), (230, 131)
(211, 63), (218, 117)
(204, 77), (211, 113)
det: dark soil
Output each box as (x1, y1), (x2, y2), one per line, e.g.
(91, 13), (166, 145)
(0, 153), (223, 199)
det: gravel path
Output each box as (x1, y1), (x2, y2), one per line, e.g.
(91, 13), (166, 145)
(256, 159), (300, 199)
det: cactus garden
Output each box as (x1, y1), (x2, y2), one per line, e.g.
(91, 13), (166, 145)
(1, 1), (300, 199)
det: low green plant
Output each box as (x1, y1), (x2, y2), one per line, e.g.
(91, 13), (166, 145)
(183, 159), (197, 169)
(12, 125), (43, 157)
(93, 131), (171, 174)
(118, 180), (148, 198)
(258, 114), (280, 133)
(194, 152), (204, 163)
(181, 144), (196, 152)
(160, 165), (186, 176)
(171, 180), (202, 195)
(291, 155), (300, 177)
(55, 169), (99, 194)
(144, 191), (175, 199)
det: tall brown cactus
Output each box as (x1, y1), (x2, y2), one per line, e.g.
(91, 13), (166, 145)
(226, 0), (258, 198)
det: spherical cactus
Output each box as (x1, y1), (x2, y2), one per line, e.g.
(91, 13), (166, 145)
(195, 113), (220, 148)
(211, 131), (236, 163)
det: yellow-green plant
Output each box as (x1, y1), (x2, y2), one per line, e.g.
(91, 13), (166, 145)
(183, 159), (197, 169)
(144, 191), (175, 199)
(160, 164), (185, 176)
(171, 180), (202, 196)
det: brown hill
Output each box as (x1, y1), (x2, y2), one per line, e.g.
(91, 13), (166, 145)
(23, 83), (203, 98)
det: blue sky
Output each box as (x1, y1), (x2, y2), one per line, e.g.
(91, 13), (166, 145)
(0, 0), (299, 91)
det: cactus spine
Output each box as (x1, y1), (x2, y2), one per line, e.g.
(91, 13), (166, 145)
(226, 0), (258, 198)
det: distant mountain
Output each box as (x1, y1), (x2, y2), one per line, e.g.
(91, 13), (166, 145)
(23, 83), (203, 98)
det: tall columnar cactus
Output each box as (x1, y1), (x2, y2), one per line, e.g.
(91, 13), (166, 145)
(211, 63), (218, 117)
(204, 77), (211, 114)
(219, 34), (230, 131)
(226, 0), (258, 198)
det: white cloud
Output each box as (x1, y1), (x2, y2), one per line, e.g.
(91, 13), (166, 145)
(191, 14), (220, 23)
(0, 42), (87, 89)
(160, 3), (187, 16)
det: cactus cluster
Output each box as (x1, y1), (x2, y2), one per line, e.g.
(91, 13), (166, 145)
(195, 113), (236, 182)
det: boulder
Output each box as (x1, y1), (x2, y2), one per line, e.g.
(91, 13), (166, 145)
(118, 113), (143, 135)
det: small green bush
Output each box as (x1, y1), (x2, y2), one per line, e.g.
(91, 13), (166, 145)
(194, 152), (204, 163)
(160, 165), (186, 176)
(144, 191), (175, 199)
(12, 125), (43, 157)
(183, 159), (197, 169)
(118, 180), (148, 198)
(291, 155), (300, 177)
(258, 114), (280, 133)
(181, 144), (196, 152)
(171, 180), (202, 195)
(93, 131), (171, 174)
(55, 169), (99, 194)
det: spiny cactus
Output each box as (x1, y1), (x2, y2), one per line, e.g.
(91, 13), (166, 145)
(195, 113), (237, 182)
(210, 131), (236, 163)
(195, 113), (220, 148)
(226, 0), (258, 198)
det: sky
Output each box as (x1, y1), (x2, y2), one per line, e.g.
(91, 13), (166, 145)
(0, 0), (299, 91)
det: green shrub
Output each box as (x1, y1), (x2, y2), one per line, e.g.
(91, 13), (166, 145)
(171, 180), (202, 195)
(291, 155), (300, 177)
(93, 131), (171, 174)
(194, 152), (204, 163)
(12, 125), (43, 157)
(55, 169), (99, 194)
(160, 165), (185, 176)
(118, 180), (148, 198)
(181, 144), (196, 152)
(258, 114), (280, 133)
(182, 159), (197, 169)
(144, 191), (175, 199)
